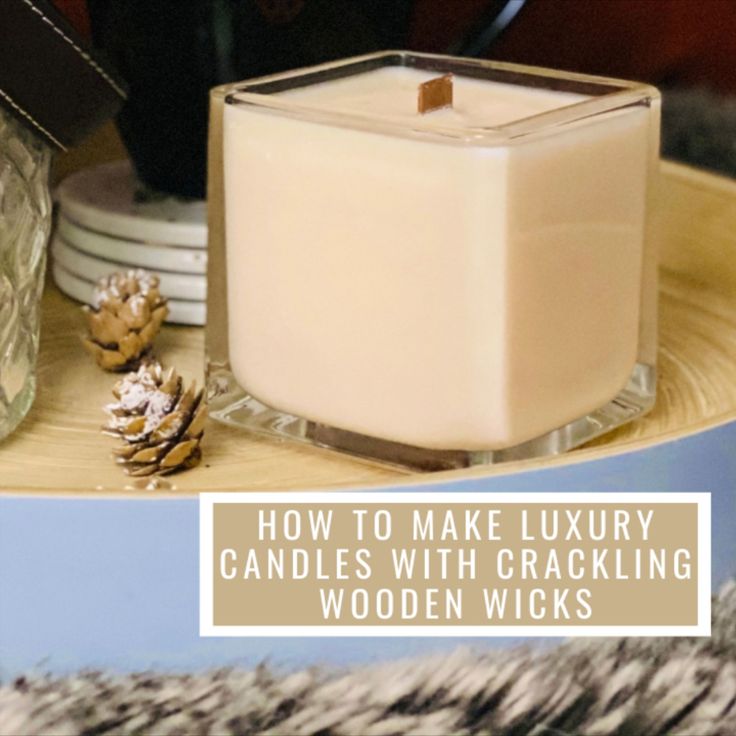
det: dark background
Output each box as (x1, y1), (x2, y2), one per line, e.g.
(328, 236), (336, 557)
(51, 0), (736, 196)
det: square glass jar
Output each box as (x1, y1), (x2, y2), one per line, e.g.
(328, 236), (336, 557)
(206, 51), (660, 471)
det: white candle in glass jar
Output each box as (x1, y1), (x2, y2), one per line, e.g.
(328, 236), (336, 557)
(223, 63), (655, 451)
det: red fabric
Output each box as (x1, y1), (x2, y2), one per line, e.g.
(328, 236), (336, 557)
(409, 0), (736, 93)
(50, 0), (91, 39)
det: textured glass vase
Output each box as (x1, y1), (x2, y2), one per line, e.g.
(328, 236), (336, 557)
(0, 106), (52, 440)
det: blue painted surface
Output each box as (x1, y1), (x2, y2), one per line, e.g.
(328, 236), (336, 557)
(0, 420), (734, 678)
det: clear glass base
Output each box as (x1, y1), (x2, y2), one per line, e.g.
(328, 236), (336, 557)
(207, 362), (656, 472)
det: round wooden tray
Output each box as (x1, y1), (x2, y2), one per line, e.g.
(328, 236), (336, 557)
(2, 161), (735, 495)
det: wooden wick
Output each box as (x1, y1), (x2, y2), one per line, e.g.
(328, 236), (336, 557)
(418, 73), (454, 115)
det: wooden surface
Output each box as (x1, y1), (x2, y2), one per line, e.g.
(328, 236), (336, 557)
(2, 160), (735, 495)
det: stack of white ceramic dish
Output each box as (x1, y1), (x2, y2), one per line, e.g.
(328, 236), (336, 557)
(52, 160), (207, 325)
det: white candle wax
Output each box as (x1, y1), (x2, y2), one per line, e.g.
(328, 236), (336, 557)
(224, 66), (653, 450)
(276, 66), (586, 128)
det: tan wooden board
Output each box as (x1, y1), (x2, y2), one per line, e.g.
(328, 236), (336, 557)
(2, 161), (735, 495)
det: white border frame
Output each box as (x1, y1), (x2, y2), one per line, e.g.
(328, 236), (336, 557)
(200, 492), (711, 637)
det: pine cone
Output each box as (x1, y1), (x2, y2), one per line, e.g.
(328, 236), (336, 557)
(104, 362), (207, 476)
(82, 270), (169, 371)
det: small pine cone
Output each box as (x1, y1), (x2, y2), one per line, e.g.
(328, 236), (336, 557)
(82, 269), (169, 371)
(104, 362), (207, 476)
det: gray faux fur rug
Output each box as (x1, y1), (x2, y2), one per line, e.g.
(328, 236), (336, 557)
(1, 581), (734, 736)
